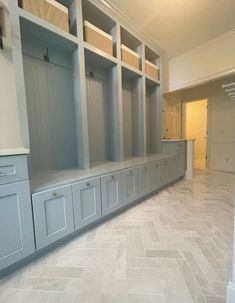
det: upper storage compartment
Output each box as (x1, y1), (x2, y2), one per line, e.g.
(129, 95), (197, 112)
(120, 27), (142, 72)
(18, 0), (77, 36)
(82, 0), (117, 58)
(145, 45), (160, 82)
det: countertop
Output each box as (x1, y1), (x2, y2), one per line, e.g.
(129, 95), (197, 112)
(0, 148), (30, 156)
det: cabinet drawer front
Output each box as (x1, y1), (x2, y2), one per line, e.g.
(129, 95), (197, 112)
(101, 172), (122, 216)
(0, 181), (35, 271)
(148, 162), (160, 191)
(122, 168), (138, 205)
(0, 156), (28, 185)
(137, 165), (150, 197)
(72, 178), (101, 230)
(32, 185), (74, 250)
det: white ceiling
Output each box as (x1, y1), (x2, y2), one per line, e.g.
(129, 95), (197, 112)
(107, 0), (235, 58)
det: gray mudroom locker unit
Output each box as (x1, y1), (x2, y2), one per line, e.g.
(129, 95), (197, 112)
(0, 0), (186, 275)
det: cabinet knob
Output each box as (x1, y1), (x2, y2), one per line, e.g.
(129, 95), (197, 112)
(130, 170), (133, 175)
(86, 182), (90, 187)
(111, 175), (115, 179)
(52, 192), (58, 197)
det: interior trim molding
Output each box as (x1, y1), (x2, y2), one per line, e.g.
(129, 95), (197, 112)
(163, 67), (235, 95)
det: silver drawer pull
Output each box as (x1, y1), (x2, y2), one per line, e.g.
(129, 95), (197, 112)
(86, 182), (90, 187)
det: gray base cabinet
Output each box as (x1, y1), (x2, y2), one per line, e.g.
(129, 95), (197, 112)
(101, 172), (122, 216)
(137, 165), (150, 197)
(72, 178), (101, 230)
(177, 151), (186, 177)
(32, 185), (74, 250)
(0, 181), (35, 271)
(148, 162), (160, 191)
(122, 168), (138, 205)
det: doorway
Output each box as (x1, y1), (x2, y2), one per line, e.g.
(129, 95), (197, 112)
(182, 99), (208, 170)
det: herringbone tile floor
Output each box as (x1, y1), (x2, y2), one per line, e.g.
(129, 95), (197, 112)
(1, 168), (235, 303)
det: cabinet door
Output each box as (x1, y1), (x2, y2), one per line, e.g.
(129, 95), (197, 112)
(0, 181), (35, 271)
(165, 158), (173, 184)
(171, 157), (177, 181)
(101, 172), (122, 216)
(149, 162), (160, 191)
(137, 165), (150, 197)
(72, 178), (101, 230)
(160, 159), (172, 187)
(122, 168), (138, 205)
(180, 151), (186, 176)
(32, 185), (74, 250)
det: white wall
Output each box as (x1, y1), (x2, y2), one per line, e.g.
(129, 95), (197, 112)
(0, 0), (22, 149)
(165, 30), (235, 92)
(179, 76), (235, 173)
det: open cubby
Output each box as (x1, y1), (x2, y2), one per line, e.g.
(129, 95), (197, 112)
(20, 18), (78, 174)
(57, 0), (78, 36)
(85, 50), (118, 167)
(82, 0), (117, 57)
(146, 81), (160, 154)
(18, 0), (78, 37)
(120, 27), (142, 70)
(145, 45), (160, 81)
(122, 67), (143, 159)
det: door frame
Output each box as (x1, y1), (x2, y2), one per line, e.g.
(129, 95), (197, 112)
(181, 99), (209, 169)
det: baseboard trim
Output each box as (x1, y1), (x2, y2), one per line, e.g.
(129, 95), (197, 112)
(226, 281), (235, 303)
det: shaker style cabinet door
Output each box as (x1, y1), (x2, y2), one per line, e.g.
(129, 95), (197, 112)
(122, 168), (138, 205)
(32, 185), (74, 250)
(101, 172), (122, 216)
(137, 165), (150, 197)
(0, 181), (35, 271)
(72, 178), (101, 230)
(148, 161), (160, 192)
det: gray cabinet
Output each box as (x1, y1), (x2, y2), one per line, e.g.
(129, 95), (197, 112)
(101, 172), (122, 216)
(159, 159), (171, 186)
(72, 178), (101, 230)
(32, 185), (74, 250)
(122, 168), (138, 205)
(148, 161), (160, 191)
(179, 151), (186, 177)
(0, 181), (35, 271)
(171, 157), (177, 181)
(137, 164), (150, 197)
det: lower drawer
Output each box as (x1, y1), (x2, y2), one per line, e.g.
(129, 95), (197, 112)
(0, 155), (28, 185)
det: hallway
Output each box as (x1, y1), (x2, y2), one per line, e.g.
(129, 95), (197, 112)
(0, 169), (235, 303)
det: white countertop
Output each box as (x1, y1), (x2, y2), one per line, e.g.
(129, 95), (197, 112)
(0, 147), (30, 156)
